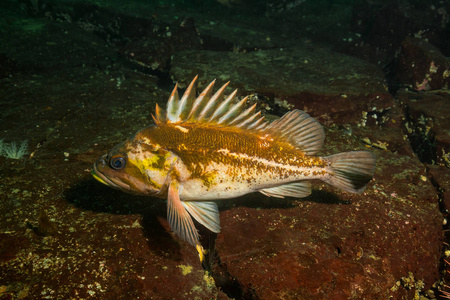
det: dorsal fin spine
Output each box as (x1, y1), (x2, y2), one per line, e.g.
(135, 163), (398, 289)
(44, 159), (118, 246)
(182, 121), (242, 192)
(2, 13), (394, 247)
(187, 79), (216, 121)
(155, 103), (166, 123)
(247, 115), (266, 130)
(217, 97), (247, 124)
(236, 111), (261, 128)
(229, 103), (256, 125)
(197, 82), (229, 120)
(159, 77), (275, 132)
(166, 84), (179, 122)
(208, 89), (238, 122)
(255, 121), (269, 131)
(176, 75), (198, 121)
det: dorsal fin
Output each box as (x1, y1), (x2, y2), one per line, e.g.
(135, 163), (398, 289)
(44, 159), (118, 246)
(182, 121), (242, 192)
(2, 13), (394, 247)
(265, 110), (325, 155)
(157, 77), (325, 154)
(159, 76), (267, 131)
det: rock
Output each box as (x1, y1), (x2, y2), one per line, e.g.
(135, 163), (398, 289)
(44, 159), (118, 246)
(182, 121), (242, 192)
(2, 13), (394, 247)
(42, 2), (203, 73)
(428, 165), (450, 212)
(398, 88), (450, 166)
(397, 37), (450, 91)
(119, 17), (203, 72)
(171, 46), (393, 124)
(349, 1), (450, 66)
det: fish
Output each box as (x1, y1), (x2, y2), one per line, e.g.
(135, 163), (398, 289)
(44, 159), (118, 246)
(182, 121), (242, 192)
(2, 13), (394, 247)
(92, 76), (376, 261)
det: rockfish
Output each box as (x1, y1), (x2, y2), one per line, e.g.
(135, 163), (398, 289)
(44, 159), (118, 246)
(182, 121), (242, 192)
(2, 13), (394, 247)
(92, 76), (376, 260)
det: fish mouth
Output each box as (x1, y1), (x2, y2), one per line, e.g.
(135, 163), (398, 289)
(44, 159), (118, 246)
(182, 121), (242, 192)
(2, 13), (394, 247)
(91, 167), (110, 186)
(92, 161), (131, 191)
(91, 164), (108, 185)
(92, 159), (157, 195)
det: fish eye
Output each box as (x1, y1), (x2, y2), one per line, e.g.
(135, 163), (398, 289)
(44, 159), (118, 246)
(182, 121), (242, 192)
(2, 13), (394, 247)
(110, 156), (126, 170)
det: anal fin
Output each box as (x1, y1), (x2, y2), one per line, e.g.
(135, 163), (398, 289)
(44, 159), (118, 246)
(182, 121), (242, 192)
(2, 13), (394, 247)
(259, 181), (311, 198)
(182, 201), (221, 233)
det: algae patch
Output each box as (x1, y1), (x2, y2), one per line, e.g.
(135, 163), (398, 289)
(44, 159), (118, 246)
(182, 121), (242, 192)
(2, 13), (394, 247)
(178, 264), (193, 275)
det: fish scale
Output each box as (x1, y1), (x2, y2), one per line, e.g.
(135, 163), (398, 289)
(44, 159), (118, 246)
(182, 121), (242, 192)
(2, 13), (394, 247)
(92, 76), (376, 263)
(143, 123), (322, 168)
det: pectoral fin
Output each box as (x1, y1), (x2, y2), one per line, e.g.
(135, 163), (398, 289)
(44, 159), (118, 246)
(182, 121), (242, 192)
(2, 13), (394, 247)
(182, 201), (221, 233)
(167, 181), (199, 246)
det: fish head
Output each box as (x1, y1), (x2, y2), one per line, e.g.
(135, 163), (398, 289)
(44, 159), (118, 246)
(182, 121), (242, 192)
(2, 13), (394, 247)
(92, 128), (172, 197)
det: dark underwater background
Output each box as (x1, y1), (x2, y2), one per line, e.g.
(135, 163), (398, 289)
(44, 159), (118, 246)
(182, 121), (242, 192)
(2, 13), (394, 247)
(0, 0), (449, 299)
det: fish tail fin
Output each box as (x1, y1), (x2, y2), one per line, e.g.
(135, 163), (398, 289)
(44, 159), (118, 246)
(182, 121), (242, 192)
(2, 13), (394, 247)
(324, 151), (376, 193)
